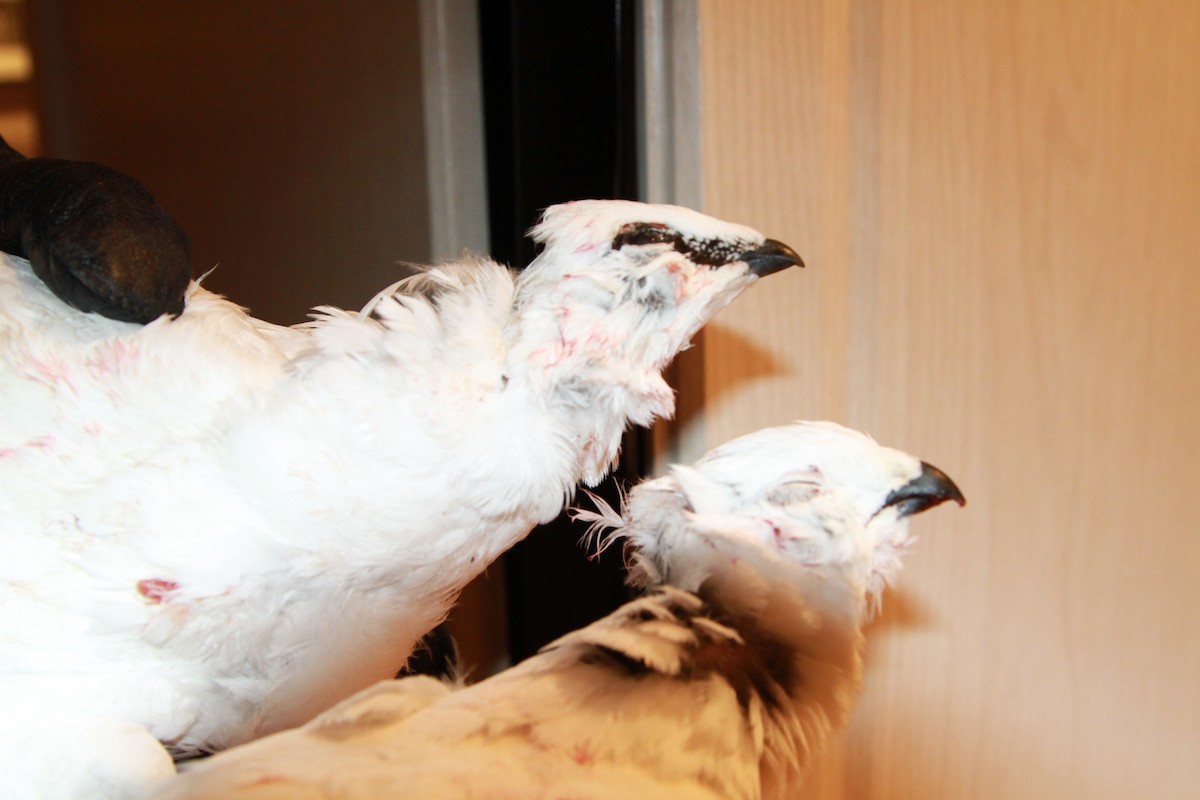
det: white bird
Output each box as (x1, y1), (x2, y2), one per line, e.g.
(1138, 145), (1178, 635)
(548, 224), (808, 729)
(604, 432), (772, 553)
(0, 199), (801, 798)
(148, 421), (964, 800)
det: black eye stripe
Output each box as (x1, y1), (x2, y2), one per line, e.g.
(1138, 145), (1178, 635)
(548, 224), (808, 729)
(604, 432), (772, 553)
(611, 223), (750, 267)
(679, 236), (747, 266)
(612, 223), (677, 249)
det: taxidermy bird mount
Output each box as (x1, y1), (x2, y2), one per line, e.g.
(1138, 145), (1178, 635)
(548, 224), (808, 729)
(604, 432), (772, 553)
(151, 421), (964, 800)
(0, 133), (190, 322)
(0, 194), (801, 798)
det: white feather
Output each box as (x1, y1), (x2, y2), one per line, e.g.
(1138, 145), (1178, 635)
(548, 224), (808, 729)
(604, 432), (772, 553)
(0, 200), (795, 796)
(150, 421), (963, 800)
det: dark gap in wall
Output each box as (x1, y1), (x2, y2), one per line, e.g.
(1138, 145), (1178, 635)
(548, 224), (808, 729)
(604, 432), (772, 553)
(477, 0), (645, 663)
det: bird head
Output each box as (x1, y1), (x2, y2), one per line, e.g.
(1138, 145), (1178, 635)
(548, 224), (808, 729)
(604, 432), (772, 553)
(591, 421), (964, 616)
(513, 200), (802, 374)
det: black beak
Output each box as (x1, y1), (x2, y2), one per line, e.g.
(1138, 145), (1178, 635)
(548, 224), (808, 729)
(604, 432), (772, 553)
(740, 238), (804, 276)
(883, 462), (966, 517)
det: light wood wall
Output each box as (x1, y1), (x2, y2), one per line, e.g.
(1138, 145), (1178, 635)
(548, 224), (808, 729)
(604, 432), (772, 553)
(692, 1), (1200, 797)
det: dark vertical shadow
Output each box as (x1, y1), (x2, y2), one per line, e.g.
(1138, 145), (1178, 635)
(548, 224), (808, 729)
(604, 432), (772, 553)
(477, 0), (643, 663)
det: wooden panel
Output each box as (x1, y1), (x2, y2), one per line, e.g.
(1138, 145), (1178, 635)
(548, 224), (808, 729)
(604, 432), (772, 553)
(28, 0), (432, 325)
(696, 1), (1200, 797)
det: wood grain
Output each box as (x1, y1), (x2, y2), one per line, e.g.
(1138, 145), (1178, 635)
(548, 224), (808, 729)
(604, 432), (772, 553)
(695, 1), (1200, 797)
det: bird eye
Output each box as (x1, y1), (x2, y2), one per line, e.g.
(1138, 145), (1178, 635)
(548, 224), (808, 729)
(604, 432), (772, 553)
(612, 223), (678, 249)
(767, 480), (820, 508)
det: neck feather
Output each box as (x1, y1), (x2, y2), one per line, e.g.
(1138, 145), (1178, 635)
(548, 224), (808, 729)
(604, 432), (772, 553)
(506, 286), (679, 486)
(696, 559), (868, 796)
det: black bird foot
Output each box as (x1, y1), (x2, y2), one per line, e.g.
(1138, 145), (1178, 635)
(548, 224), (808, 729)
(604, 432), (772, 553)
(0, 134), (190, 323)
